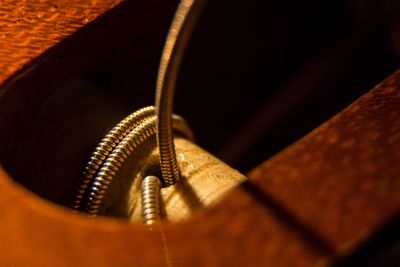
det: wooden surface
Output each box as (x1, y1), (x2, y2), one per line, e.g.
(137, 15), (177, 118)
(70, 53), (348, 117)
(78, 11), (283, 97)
(0, 0), (400, 266)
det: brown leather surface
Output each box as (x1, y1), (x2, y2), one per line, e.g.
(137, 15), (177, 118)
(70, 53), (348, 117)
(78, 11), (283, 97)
(0, 0), (121, 84)
(0, 166), (327, 267)
(249, 71), (400, 251)
(0, 0), (400, 266)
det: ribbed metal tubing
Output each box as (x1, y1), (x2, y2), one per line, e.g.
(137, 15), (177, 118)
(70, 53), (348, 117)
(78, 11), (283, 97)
(141, 175), (162, 225)
(79, 113), (193, 215)
(155, 0), (205, 187)
(72, 106), (155, 210)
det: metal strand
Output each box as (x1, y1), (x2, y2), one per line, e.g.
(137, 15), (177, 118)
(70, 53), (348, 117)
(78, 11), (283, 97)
(82, 115), (193, 214)
(141, 175), (162, 225)
(155, 0), (205, 187)
(72, 106), (155, 210)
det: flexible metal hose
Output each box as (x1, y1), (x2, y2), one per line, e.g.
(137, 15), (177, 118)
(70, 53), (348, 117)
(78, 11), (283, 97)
(141, 175), (162, 225)
(73, 0), (204, 217)
(72, 107), (193, 214)
(79, 116), (192, 214)
(72, 106), (155, 210)
(155, 0), (205, 187)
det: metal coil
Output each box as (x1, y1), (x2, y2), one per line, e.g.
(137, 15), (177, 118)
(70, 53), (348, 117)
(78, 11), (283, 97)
(73, 0), (204, 218)
(72, 107), (193, 215)
(141, 175), (162, 225)
(86, 116), (157, 214)
(155, 0), (205, 187)
(72, 106), (155, 210)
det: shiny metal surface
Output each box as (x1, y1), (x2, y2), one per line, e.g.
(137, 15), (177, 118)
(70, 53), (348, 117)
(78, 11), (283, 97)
(71, 106), (193, 215)
(155, 0), (205, 187)
(86, 116), (158, 214)
(72, 106), (155, 210)
(141, 175), (162, 225)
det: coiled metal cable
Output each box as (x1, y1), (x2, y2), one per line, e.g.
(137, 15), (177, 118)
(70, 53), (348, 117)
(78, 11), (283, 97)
(141, 175), (162, 225)
(72, 0), (204, 219)
(155, 0), (205, 187)
(72, 106), (193, 215)
(85, 116), (158, 214)
(72, 106), (155, 210)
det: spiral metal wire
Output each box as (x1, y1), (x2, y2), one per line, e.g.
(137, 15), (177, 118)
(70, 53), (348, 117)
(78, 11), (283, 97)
(72, 106), (155, 210)
(155, 0), (205, 187)
(72, 106), (193, 215)
(73, 0), (204, 219)
(85, 116), (157, 214)
(141, 175), (162, 224)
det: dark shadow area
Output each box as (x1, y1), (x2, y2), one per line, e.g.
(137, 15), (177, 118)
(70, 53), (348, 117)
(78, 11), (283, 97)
(177, 0), (400, 171)
(173, 176), (204, 211)
(332, 212), (400, 267)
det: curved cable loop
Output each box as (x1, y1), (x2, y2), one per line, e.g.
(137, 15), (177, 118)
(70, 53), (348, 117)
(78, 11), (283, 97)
(83, 114), (193, 214)
(72, 106), (155, 210)
(72, 106), (193, 213)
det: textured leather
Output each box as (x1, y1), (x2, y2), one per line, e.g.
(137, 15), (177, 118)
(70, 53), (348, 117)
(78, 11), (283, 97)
(0, 0), (121, 83)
